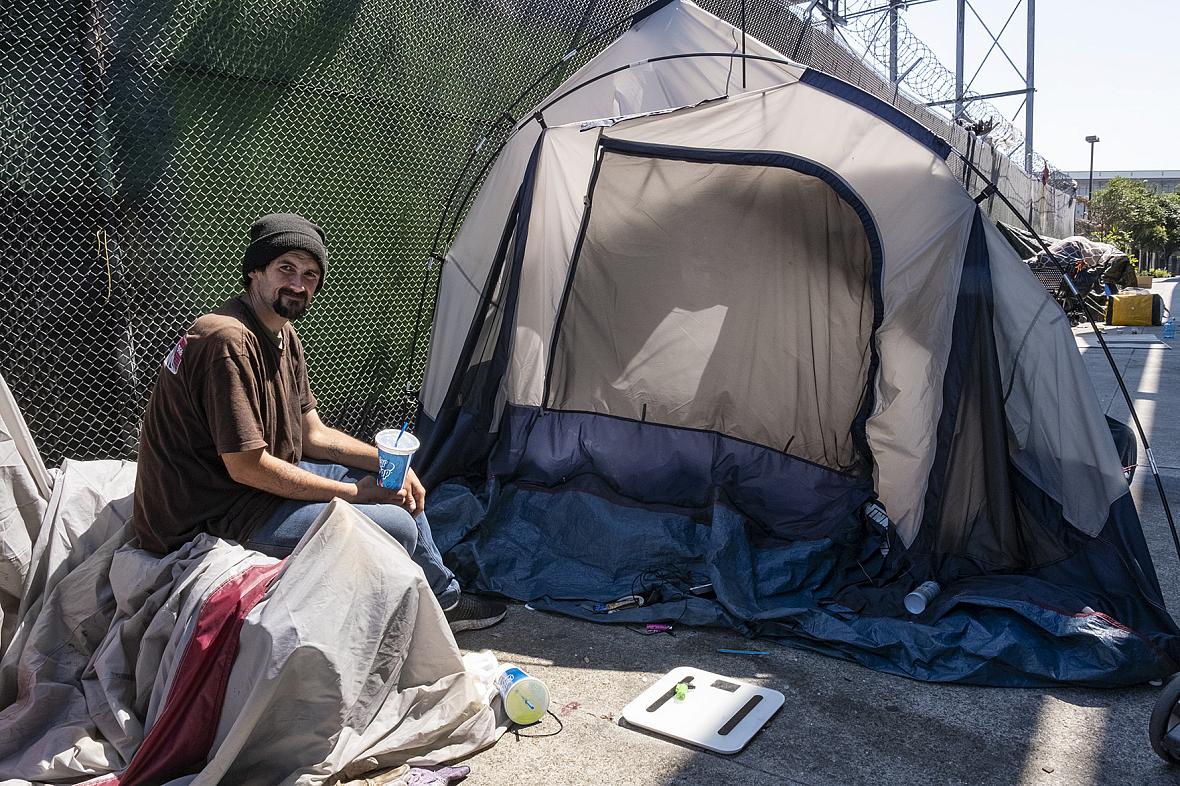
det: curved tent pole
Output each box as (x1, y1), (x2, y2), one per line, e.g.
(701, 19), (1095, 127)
(432, 50), (798, 266)
(445, 50), (796, 251)
(537, 52), (796, 114)
(956, 151), (1180, 565)
(444, 52), (797, 253)
(424, 0), (682, 263)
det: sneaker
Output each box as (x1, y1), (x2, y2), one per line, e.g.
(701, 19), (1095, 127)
(444, 593), (508, 633)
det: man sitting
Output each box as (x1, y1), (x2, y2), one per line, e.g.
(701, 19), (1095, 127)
(132, 213), (505, 631)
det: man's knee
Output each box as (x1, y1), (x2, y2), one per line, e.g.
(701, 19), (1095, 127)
(358, 504), (419, 553)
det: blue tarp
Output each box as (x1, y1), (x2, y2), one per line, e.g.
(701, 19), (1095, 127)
(428, 479), (1179, 687)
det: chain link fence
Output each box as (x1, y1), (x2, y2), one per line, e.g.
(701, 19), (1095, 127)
(1, 0), (1075, 468)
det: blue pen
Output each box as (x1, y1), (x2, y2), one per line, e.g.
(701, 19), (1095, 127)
(718, 649), (770, 655)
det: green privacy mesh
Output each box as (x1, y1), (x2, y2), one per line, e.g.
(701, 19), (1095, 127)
(0, 0), (1072, 467)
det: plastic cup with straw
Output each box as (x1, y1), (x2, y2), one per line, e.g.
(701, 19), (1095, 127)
(375, 420), (419, 489)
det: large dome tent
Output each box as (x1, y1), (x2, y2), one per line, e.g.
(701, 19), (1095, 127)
(414, 0), (1179, 685)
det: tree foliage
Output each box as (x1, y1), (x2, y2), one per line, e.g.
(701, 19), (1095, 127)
(1087, 177), (1170, 254)
(1160, 192), (1180, 259)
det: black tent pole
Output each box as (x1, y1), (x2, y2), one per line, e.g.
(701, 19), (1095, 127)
(957, 150), (1180, 565)
(741, 0), (747, 89)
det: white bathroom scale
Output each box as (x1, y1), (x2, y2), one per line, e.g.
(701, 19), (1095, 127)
(620, 667), (784, 754)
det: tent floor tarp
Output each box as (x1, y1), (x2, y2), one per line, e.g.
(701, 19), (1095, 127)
(429, 481), (1177, 687)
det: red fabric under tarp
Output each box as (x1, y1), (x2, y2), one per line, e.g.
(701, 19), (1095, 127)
(81, 560), (284, 786)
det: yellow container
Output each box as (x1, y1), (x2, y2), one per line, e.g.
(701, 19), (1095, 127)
(1106, 292), (1156, 326)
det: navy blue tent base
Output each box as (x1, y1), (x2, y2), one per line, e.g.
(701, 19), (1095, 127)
(429, 481), (1180, 687)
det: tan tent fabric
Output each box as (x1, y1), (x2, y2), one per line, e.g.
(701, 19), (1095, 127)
(985, 221), (1127, 538)
(419, 0), (1129, 555)
(0, 372), (51, 499)
(0, 372), (54, 653)
(548, 153), (873, 472)
(423, 0), (804, 417)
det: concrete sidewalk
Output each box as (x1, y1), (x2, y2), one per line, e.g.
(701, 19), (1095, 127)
(445, 280), (1180, 786)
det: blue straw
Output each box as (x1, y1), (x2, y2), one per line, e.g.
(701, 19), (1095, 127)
(394, 420), (409, 447)
(718, 649), (770, 655)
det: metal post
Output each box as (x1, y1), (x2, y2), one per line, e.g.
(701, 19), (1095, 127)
(889, 0), (899, 83)
(1088, 143), (1095, 201)
(1086, 135), (1099, 214)
(1024, 0), (1035, 172)
(955, 0), (965, 119)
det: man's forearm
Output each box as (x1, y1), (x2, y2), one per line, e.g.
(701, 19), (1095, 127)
(232, 450), (358, 501)
(303, 426), (380, 471)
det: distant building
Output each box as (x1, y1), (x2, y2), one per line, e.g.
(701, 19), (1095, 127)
(1070, 170), (1180, 235)
(1065, 170), (1180, 197)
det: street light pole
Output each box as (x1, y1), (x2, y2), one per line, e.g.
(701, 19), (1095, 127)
(1085, 135), (1100, 215)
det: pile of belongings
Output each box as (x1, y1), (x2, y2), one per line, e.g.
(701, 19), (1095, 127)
(1040, 235), (1139, 289)
(0, 373), (504, 785)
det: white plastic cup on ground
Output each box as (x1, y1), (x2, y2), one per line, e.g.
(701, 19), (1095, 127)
(493, 664), (550, 725)
(904, 580), (942, 615)
(375, 429), (419, 490)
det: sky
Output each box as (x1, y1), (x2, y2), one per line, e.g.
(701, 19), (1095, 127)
(885, 0), (1180, 172)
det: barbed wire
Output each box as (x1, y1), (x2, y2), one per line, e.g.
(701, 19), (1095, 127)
(833, 0), (1069, 186)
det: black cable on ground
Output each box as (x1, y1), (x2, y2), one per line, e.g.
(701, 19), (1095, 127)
(513, 709), (564, 738)
(956, 150), (1180, 566)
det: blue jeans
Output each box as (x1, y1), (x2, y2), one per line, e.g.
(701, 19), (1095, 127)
(243, 460), (460, 608)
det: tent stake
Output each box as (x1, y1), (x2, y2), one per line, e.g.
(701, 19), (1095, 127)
(957, 151), (1180, 566)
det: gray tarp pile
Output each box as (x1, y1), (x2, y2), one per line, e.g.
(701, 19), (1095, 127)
(0, 377), (502, 786)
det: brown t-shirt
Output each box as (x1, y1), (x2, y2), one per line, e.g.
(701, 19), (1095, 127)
(133, 297), (317, 553)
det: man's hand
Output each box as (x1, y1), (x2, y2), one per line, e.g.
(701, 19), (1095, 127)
(350, 475), (406, 505)
(402, 467), (426, 514)
(352, 471), (425, 515)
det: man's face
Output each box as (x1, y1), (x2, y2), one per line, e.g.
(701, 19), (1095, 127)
(249, 250), (321, 321)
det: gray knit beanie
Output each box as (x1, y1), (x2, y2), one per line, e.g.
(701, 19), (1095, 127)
(241, 213), (328, 291)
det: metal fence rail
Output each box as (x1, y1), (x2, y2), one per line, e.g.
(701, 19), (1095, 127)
(0, 0), (1075, 467)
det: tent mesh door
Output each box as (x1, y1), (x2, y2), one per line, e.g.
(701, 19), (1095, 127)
(547, 152), (875, 475)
